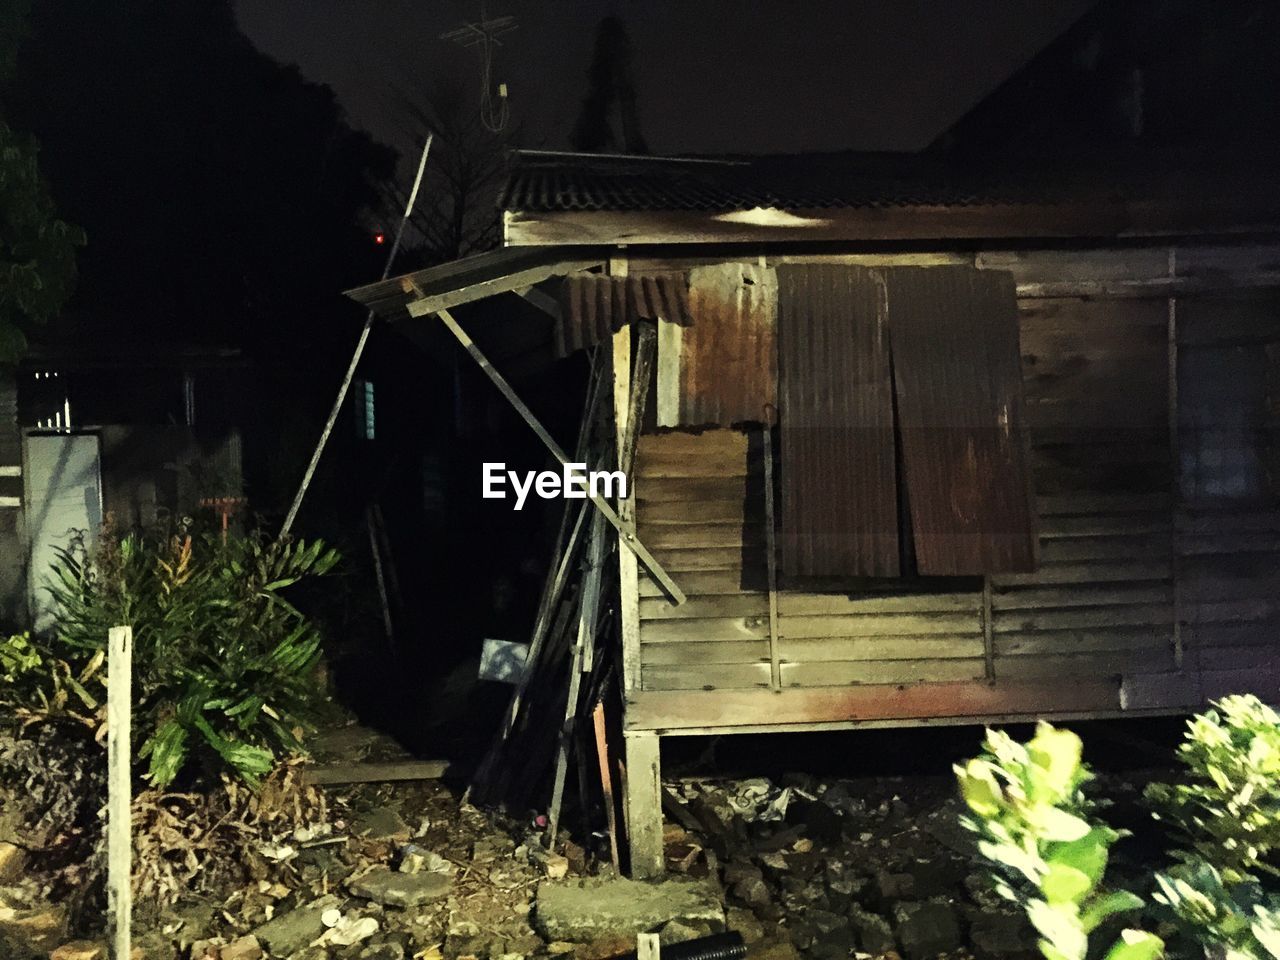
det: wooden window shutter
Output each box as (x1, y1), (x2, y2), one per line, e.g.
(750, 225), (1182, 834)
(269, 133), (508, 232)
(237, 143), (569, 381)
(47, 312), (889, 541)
(777, 265), (900, 577)
(884, 266), (1038, 575)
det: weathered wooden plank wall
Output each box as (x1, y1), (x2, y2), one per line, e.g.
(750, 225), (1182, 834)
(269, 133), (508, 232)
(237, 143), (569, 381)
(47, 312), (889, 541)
(629, 248), (1280, 715)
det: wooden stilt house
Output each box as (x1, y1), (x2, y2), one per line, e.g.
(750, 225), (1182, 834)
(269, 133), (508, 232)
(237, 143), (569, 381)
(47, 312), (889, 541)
(349, 150), (1280, 876)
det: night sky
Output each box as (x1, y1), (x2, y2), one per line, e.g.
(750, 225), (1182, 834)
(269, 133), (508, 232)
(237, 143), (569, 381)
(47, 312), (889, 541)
(234, 0), (1093, 166)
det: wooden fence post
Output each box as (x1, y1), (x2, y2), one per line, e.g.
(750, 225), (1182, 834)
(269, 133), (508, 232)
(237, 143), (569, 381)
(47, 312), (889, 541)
(107, 625), (132, 960)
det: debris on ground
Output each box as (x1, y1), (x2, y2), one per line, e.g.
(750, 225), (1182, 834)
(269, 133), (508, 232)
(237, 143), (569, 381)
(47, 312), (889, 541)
(5, 716), (1173, 960)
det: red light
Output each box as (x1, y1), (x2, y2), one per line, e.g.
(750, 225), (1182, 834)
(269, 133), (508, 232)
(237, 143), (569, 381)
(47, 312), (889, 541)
(373, 231), (386, 245)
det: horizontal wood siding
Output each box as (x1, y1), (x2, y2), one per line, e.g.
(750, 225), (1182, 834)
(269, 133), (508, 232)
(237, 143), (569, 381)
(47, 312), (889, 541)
(635, 430), (771, 691)
(627, 264), (1280, 721)
(992, 295), (1177, 682)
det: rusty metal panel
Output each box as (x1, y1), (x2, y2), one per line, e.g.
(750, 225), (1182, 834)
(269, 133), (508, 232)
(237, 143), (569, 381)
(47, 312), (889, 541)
(886, 266), (1038, 575)
(657, 263), (778, 428)
(777, 264), (900, 577)
(556, 273), (689, 357)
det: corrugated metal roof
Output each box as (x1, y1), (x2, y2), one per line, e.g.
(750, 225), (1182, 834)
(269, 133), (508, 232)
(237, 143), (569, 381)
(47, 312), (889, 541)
(502, 151), (985, 213)
(556, 273), (689, 356)
(659, 263), (778, 428)
(886, 266), (1038, 575)
(499, 149), (1280, 221)
(777, 265), (901, 578)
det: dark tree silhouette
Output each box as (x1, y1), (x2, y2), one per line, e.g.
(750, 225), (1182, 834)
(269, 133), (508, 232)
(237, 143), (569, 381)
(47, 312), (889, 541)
(570, 16), (647, 154)
(389, 76), (513, 266)
(5, 0), (396, 511)
(0, 0), (83, 362)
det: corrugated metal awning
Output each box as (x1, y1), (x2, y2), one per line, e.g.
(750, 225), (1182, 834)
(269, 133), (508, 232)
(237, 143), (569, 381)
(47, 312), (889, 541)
(556, 273), (690, 356)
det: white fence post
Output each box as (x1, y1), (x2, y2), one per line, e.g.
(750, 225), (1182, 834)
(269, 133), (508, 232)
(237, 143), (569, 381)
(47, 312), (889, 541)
(107, 625), (132, 960)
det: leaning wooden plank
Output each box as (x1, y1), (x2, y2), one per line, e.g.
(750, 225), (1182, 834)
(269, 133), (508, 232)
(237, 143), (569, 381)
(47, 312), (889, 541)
(436, 307), (685, 606)
(303, 760), (451, 785)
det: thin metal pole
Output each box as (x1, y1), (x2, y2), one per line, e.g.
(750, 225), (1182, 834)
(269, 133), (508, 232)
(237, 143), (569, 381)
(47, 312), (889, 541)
(281, 135), (434, 537)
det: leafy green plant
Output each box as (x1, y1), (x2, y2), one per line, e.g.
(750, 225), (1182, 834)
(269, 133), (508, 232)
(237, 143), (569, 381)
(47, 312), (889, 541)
(1144, 695), (1280, 960)
(957, 723), (1163, 960)
(0, 630), (103, 729)
(1153, 860), (1280, 960)
(1146, 696), (1280, 885)
(26, 528), (339, 788)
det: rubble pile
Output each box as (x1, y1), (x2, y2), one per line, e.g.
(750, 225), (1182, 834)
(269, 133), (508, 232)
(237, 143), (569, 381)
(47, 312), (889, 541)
(2, 721), (1091, 960)
(661, 774), (1039, 960)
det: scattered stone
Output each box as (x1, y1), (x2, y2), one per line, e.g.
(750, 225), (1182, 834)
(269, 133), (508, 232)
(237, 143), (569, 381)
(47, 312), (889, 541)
(731, 875), (772, 911)
(969, 911), (1036, 958)
(189, 938), (225, 959)
(359, 940), (406, 960)
(725, 907), (764, 944)
(251, 894), (342, 956)
(0, 904), (66, 953)
(534, 876), (724, 942)
(0, 842), (25, 884)
(348, 866), (452, 908)
(529, 847), (570, 880)
(218, 935), (263, 960)
(546, 943), (576, 955)
(875, 871), (916, 904)
(750, 940), (802, 960)
(894, 901), (963, 960)
(49, 942), (104, 960)
(850, 905), (897, 955)
(659, 918), (714, 945)
(354, 807), (411, 843)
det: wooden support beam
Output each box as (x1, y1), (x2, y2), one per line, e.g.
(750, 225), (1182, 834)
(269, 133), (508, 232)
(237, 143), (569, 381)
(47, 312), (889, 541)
(107, 626), (132, 960)
(302, 760), (450, 785)
(623, 730), (664, 878)
(515, 284), (563, 321)
(762, 427), (782, 692)
(436, 307), (686, 606)
(401, 257), (604, 319)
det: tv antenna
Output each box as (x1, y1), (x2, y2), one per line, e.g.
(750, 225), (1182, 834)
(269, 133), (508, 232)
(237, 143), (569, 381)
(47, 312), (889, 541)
(440, 1), (517, 133)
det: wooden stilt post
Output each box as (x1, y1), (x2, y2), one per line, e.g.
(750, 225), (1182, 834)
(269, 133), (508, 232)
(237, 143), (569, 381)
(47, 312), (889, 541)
(107, 625), (132, 960)
(623, 730), (664, 879)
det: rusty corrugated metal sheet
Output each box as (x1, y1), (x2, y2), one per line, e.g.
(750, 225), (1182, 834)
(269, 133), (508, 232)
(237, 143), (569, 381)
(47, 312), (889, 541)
(556, 273), (689, 357)
(886, 266), (1038, 575)
(777, 264), (900, 577)
(657, 263), (779, 428)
